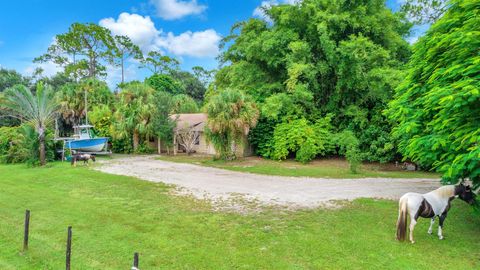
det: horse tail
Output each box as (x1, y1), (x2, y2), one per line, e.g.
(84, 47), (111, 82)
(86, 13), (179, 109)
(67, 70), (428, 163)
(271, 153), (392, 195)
(71, 156), (76, 166)
(396, 196), (408, 241)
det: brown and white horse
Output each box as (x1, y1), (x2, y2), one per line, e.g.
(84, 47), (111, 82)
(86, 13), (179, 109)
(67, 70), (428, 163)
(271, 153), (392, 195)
(396, 184), (475, 243)
(71, 154), (96, 167)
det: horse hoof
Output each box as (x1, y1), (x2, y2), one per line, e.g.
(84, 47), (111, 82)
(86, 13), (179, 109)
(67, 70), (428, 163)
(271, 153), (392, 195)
(410, 241), (415, 244)
(439, 236), (444, 240)
(428, 231), (432, 235)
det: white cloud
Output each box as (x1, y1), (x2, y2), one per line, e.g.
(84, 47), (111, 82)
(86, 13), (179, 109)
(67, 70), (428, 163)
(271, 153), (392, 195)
(150, 0), (206, 20)
(253, 0), (299, 21)
(161, 30), (221, 57)
(99, 13), (161, 53)
(99, 13), (221, 58)
(253, 1), (277, 20)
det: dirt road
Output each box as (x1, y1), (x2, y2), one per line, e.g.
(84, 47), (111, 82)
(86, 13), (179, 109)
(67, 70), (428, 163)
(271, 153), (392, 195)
(96, 156), (440, 209)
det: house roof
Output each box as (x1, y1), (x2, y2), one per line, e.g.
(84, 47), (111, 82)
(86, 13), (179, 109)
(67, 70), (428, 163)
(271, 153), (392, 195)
(169, 113), (207, 132)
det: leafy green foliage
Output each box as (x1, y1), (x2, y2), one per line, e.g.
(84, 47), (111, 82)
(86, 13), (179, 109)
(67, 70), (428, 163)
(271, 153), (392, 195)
(401, 0), (448, 24)
(35, 23), (117, 79)
(217, 0), (412, 162)
(0, 69), (30, 127)
(205, 89), (259, 160)
(271, 117), (334, 163)
(0, 125), (55, 165)
(140, 51), (179, 74)
(56, 79), (114, 125)
(192, 66), (215, 88)
(113, 83), (156, 152)
(0, 68), (29, 92)
(248, 117), (278, 158)
(335, 130), (362, 174)
(387, 0), (480, 185)
(2, 83), (58, 165)
(88, 104), (113, 137)
(170, 70), (206, 102)
(0, 126), (27, 163)
(171, 94), (199, 114)
(152, 91), (176, 149)
(145, 74), (183, 95)
(19, 125), (56, 166)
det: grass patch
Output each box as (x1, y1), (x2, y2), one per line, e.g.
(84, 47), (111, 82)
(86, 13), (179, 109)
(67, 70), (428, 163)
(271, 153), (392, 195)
(0, 163), (478, 269)
(157, 155), (440, 179)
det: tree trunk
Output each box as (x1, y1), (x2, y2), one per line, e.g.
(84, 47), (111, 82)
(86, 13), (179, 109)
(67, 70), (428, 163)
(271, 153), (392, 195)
(173, 133), (177, 156)
(157, 136), (161, 154)
(133, 130), (140, 152)
(121, 57), (125, 84)
(89, 55), (96, 78)
(38, 128), (46, 166)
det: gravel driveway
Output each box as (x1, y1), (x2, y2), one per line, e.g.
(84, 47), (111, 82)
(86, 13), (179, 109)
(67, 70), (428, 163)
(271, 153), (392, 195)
(96, 156), (440, 209)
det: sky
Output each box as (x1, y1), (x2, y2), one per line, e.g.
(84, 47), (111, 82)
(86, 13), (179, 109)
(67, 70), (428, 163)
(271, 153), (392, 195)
(0, 0), (417, 86)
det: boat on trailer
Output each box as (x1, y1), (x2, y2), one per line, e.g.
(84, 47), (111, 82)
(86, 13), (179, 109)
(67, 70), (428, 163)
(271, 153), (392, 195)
(54, 86), (111, 159)
(66, 125), (109, 153)
(55, 125), (111, 160)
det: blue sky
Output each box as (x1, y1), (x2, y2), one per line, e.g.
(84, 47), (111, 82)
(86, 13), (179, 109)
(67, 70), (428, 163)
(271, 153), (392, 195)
(0, 0), (411, 85)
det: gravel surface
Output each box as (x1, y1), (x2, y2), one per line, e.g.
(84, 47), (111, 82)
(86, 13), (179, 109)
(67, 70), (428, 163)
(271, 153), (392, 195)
(96, 156), (440, 209)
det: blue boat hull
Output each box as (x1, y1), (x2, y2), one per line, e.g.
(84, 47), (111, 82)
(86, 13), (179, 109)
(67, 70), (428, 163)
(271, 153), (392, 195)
(67, 138), (108, 152)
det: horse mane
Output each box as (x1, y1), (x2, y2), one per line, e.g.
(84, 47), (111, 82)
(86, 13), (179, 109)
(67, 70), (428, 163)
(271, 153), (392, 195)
(429, 185), (455, 199)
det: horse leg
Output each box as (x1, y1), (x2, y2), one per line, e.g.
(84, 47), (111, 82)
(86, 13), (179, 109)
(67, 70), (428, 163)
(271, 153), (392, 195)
(438, 213), (447, 240)
(428, 217), (435, 234)
(409, 216), (417, 244)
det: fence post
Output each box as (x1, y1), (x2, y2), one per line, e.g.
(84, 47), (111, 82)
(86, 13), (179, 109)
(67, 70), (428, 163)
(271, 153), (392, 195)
(132, 252), (139, 270)
(23, 210), (30, 252)
(66, 226), (72, 270)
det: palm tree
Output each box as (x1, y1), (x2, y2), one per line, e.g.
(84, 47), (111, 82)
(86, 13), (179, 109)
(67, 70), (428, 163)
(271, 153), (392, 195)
(113, 83), (156, 152)
(3, 83), (58, 165)
(56, 79), (113, 125)
(205, 89), (259, 160)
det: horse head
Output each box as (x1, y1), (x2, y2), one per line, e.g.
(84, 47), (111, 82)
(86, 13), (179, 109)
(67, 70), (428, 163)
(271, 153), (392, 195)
(456, 183), (476, 205)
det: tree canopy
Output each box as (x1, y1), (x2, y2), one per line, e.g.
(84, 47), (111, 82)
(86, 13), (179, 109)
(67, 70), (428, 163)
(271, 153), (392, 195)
(205, 89), (259, 160)
(113, 83), (157, 152)
(387, 0), (480, 185)
(216, 0), (412, 162)
(35, 23), (118, 79)
(401, 0), (449, 24)
(2, 83), (58, 165)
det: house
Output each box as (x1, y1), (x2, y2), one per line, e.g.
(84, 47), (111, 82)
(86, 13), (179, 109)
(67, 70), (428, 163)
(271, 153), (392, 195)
(168, 113), (252, 157)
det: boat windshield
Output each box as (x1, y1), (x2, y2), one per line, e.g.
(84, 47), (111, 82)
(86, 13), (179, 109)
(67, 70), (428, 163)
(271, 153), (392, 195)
(79, 128), (91, 139)
(73, 125), (98, 139)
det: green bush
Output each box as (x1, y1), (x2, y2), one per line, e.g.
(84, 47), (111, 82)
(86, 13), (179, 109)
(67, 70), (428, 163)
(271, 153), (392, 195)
(0, 125), (55, 165)
(272, 116), (334, 163)
(171, 94), (199, 113)
(335, 130), (362, 174)
(110, 137), (133, 154)
(248, 117), (278, 158)
(386, 0), (480, 184)
(88, 104), (113, 137)
(145, 74), (184, 95)
(136, 142), (155, 154)
(0, 126), (27, 163)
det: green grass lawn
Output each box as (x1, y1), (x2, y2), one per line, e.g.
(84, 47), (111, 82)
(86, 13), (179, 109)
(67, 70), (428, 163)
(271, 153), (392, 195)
(157, 155), (440, 179)
(1, 163), (478, 269)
